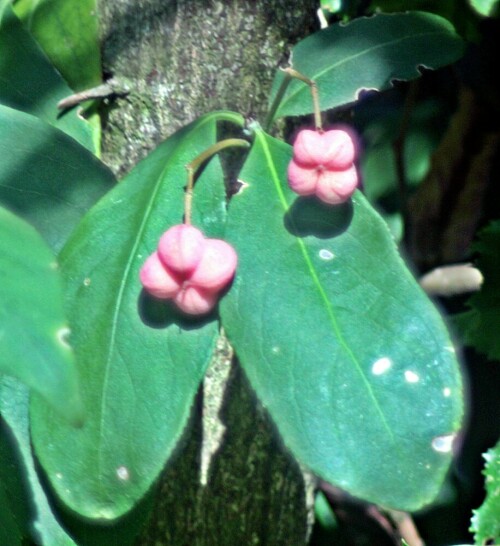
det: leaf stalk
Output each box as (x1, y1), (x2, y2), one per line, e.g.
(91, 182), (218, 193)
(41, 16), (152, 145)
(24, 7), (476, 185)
(184, 138), (250, 224)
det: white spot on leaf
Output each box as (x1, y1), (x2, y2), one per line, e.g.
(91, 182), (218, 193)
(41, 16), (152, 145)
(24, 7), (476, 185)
(235, 179), (250, 194)
(83, 277), (91, 286)
(431, 434), (456, 453)
(404, 370), (420, 383)
(443, 387), (452, 397)
(116, 466), (130, 481)
(56, 327), (71, 349)
(371, 357), (392, 375)
(319, 249), (334, 260)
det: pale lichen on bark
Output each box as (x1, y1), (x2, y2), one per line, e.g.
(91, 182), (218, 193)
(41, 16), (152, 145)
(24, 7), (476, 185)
(98, 1), (319, 543)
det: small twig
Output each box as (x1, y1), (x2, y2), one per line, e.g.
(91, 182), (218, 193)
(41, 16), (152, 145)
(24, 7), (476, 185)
(57, 78), (131, 110)
(419, 263), (483, 297)
(387, 510), (425, 546)
(317, 7), (329, 28)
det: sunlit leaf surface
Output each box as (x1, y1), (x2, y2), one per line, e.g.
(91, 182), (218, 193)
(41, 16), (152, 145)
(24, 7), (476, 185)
(0, 206), (83, 424)
(0, 105), (115, 252)
(269, 11), (465, 120)
(13, 0), (101, 91)
(0, 0), (95, 151)
(220, 129), (464, 511)
(30, 112), (244, 519)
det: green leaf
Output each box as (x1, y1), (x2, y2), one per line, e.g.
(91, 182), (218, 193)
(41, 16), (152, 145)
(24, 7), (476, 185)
(469, 0), (499, 17)
(471, 440), (500, 545)
(454, 221), (500, 361)
(0, 400), (31, 546)
(0, 0), (95, 152)
(0, 104), (115, 253)
(30, 111), (245, 519)
(269, 11), (465, 120)
(220, 129), (464, 511)
(320, 0), (342, 13)
(357, 97), (445, 204)
(0, 205), (83, 425)
(0, 378), (77, 546)
(314, 491), (338, 531)
(12, 0), (101, 92)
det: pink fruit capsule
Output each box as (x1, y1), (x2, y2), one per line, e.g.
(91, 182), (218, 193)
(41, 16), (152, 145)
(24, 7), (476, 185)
(158, 224), (205, 274)
(315, 165), (359, 205)
(140, 224), (238, 316)
(139, 252), (181, 299)
(288, 127), (359, 205)
(189, 239), (238, 291)
(292, 128), (356, 170)
(174, 285), (218, 315)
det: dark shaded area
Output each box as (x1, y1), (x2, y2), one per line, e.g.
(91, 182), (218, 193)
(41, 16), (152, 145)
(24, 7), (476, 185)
(137, 290), (217, 330)
(0, 417), (36, 546)
(285, 196), (353, 238)
(136, 360), (308, 546)
(311, 482), (401, 546)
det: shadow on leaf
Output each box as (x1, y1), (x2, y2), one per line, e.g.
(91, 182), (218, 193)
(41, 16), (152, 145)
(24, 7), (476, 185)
(138, 290), (216, 330)
(284, 196), (353, 239)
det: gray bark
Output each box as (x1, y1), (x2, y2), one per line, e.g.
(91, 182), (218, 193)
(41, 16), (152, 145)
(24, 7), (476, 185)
(98, 1), (319, 544)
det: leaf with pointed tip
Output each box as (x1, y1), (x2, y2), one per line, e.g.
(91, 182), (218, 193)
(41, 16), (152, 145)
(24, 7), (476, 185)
(469, 0), (499, 17)
(0, 105), (115, 252)
(0, 205), (84, 425)
(0, 0), (95, 151)
(13, 0), (101, 92)
(220, 129), (464, 511)
(0, 378), (77, 546)
(30, 111), (245, 520)
(471, 440), (500, 545)
(269, 11), (465, 120)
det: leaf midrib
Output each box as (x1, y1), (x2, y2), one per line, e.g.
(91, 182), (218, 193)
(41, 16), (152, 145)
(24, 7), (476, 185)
(95, 112), (243, 489)
(96, 114), (227, 483)
(256, 130), (396, 445)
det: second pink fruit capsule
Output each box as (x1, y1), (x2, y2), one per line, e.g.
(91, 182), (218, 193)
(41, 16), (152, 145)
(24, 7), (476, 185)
(287, 127), (359, 205)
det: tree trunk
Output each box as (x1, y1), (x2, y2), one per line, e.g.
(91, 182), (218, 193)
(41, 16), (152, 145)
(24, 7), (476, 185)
(98, 1), (319, 544)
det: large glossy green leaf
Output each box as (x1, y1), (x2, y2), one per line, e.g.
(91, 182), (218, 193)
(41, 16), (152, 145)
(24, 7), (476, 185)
(220, 129), (464, 511)
(269, 11), (465, 120)
(0, 104), (115, 252)
(0, 205), (83, 424)
(0, 378), (77, 546)
(13, 0), (101, 92)
(471, 439), (500, 545)
(0, 0), (95, 151)
(30, 111), (245, 519)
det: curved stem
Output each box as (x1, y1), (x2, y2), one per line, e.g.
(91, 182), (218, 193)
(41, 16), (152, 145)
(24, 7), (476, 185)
(184, 138), (250, 224)
(281, 67), (323, 131)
